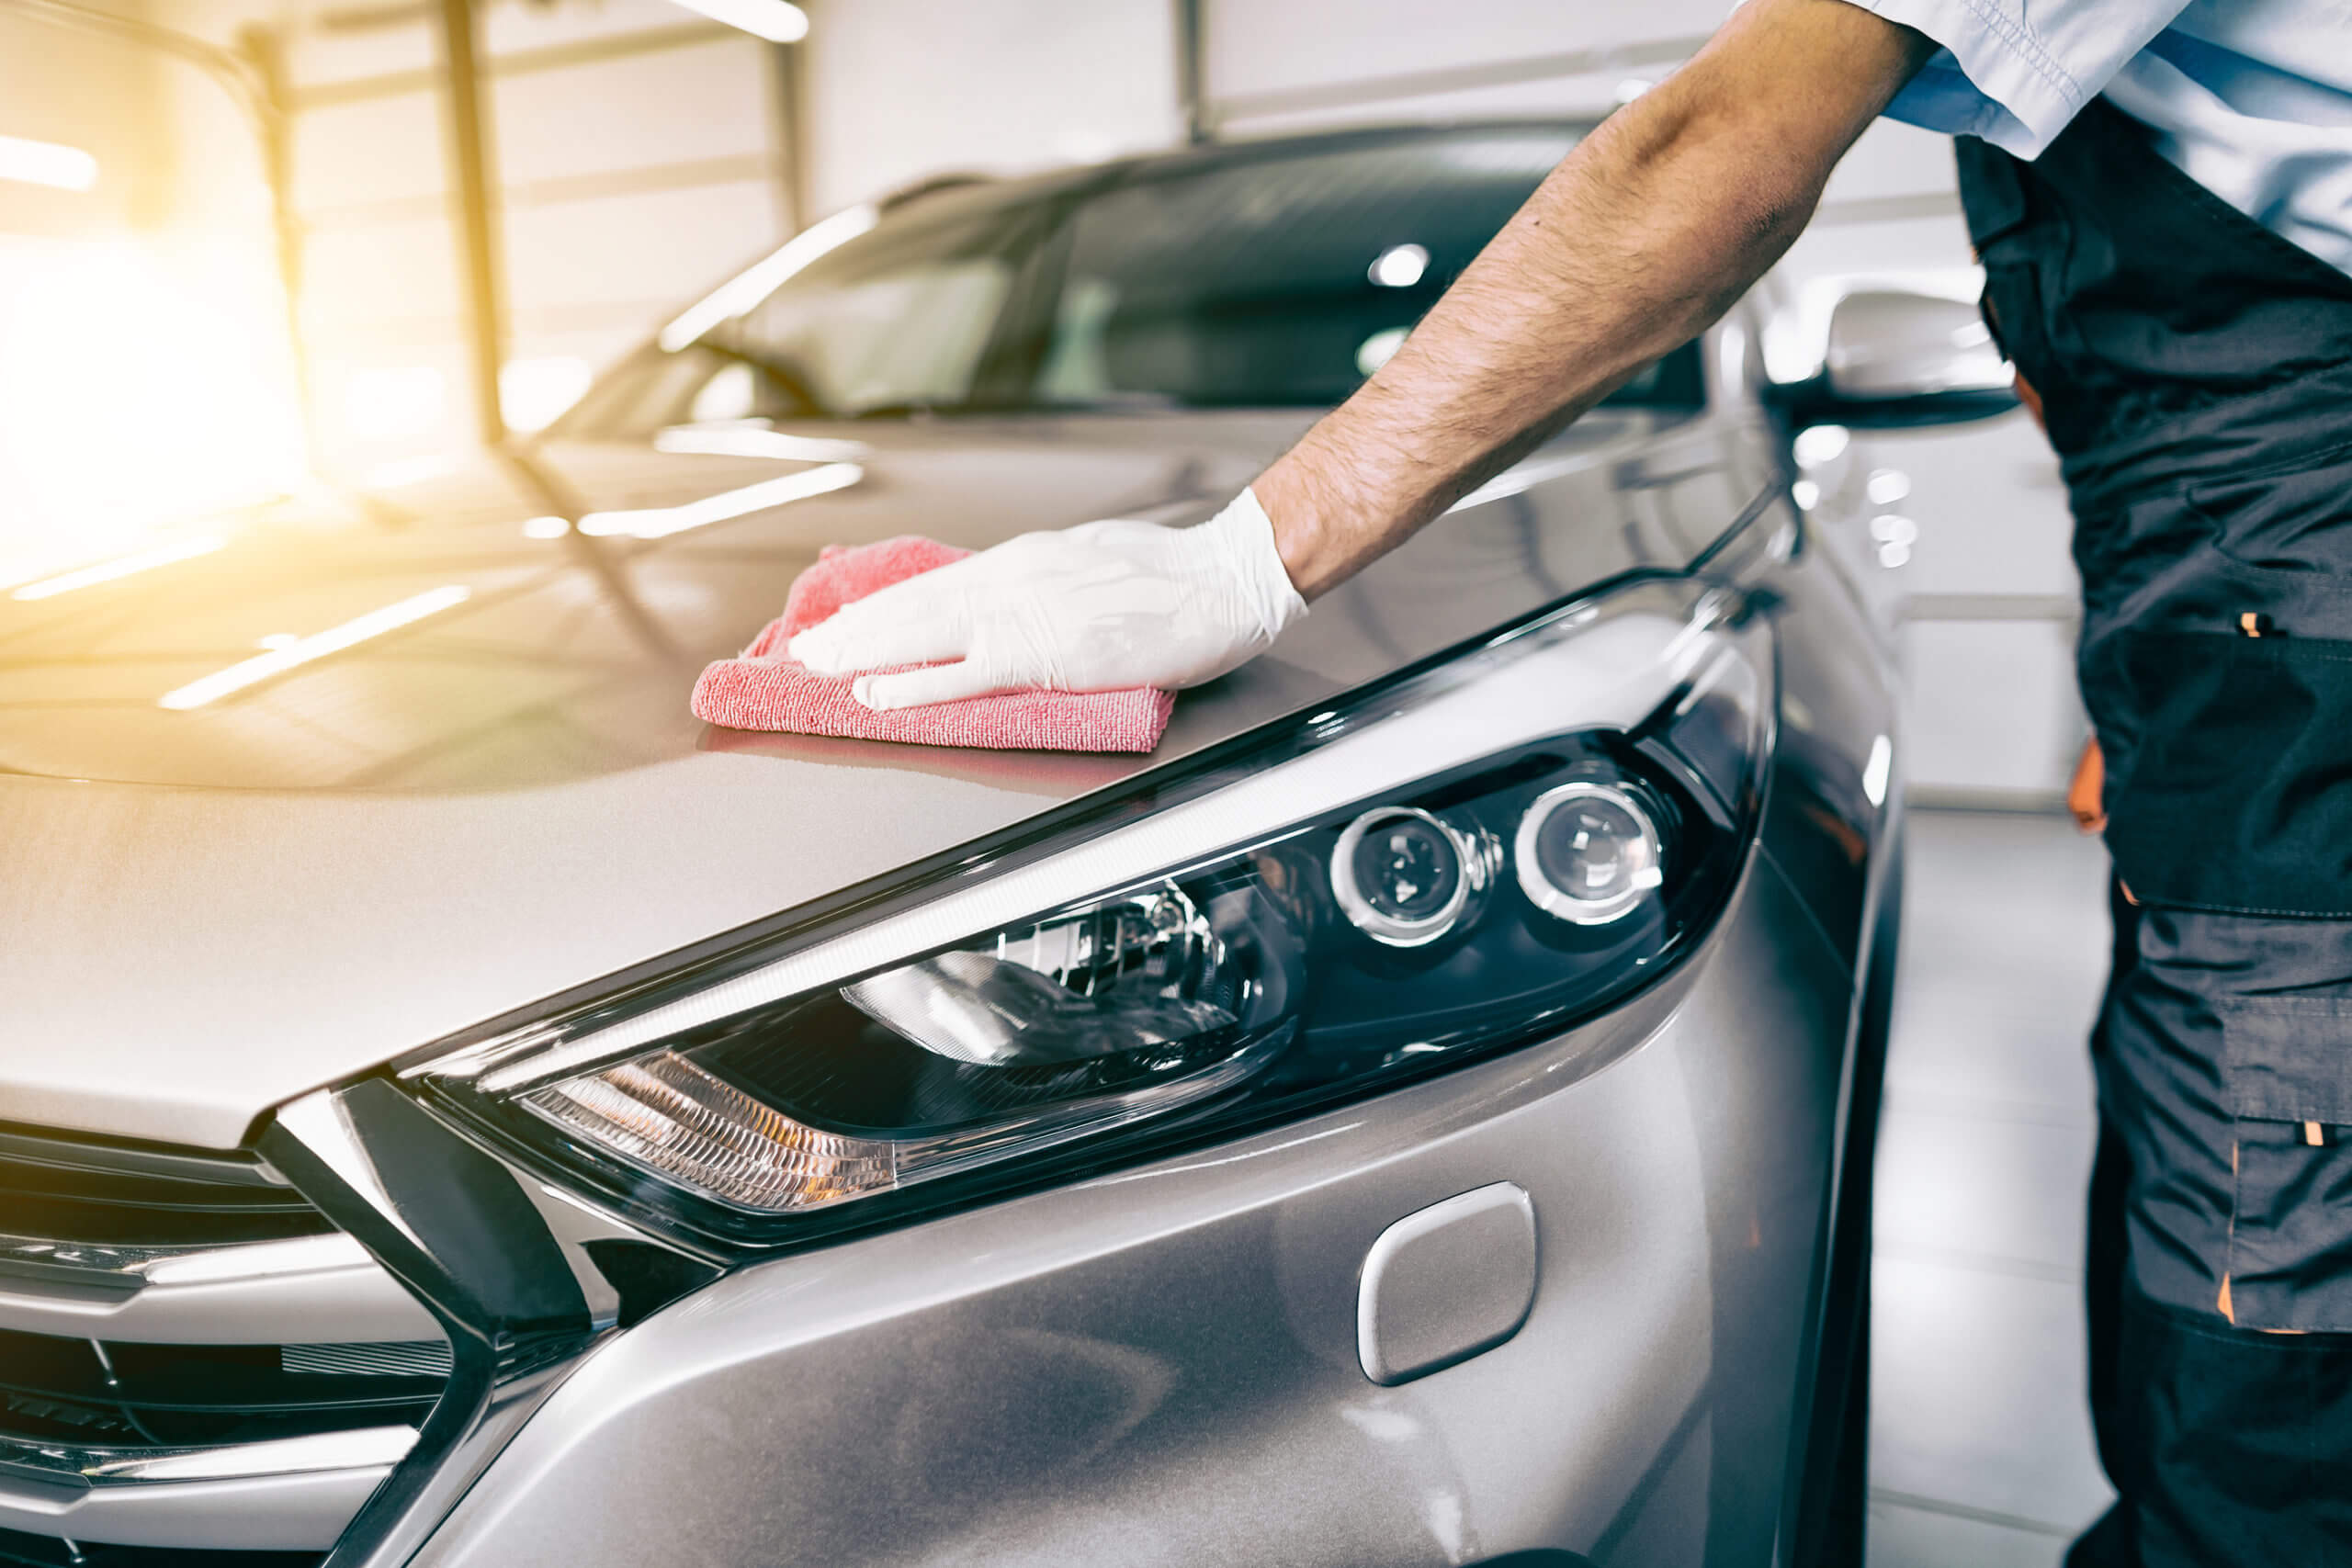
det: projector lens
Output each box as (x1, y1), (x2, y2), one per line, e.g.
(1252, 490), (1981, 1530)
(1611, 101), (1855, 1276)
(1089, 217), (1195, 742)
(1331, 807), (1487, 947)
(1515, 781), (1665, 925)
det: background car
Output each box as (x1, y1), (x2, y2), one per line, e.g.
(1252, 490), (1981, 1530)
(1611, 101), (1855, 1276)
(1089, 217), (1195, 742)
(0, 122), (2004, 1566)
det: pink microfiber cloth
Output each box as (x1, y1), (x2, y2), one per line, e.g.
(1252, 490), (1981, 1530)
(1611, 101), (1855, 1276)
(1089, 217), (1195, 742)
(691, 536), (1175, 753)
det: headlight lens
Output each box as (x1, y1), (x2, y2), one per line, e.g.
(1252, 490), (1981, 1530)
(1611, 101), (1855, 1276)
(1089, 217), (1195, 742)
(1331, 807), (1498, 947)
(412, 581), (1772, 1250)
(1514, 776), (1667, 925)
(839, 887), (1249, 1066)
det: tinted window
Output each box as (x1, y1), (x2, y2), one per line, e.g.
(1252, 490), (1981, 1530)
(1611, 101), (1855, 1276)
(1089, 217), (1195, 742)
(565, 129), (1702, 434)
(1040, 131), (1574, 408)
(560, 187), (1051, 433)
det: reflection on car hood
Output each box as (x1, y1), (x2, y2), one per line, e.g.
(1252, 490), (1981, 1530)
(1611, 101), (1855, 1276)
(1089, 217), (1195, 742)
(0, 409), (1732, 1146)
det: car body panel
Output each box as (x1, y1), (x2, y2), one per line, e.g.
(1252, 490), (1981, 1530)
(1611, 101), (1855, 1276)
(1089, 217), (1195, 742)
(1757, 517), (1900, 969)
(0, 407), (1764, 1148)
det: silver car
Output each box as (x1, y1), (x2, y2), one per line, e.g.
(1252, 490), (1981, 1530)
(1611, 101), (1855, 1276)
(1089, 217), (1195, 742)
(0, 123), (2004, 1566)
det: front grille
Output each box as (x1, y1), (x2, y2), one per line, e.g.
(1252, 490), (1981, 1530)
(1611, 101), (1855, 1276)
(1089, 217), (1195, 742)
(0, 1525), (322, 1566)
(0, 1128), (444, 1557)
(0, 1134), (327, 1249)
(0, 1329), (445, 1450)
(279, 1341), (452, 1381)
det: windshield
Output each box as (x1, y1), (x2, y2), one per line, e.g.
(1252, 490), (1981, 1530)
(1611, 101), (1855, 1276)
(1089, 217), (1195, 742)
(563, 126), (1702, 434)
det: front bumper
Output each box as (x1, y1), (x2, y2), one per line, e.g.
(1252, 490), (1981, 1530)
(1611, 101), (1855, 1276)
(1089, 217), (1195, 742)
(0, 837), (1858, 1568)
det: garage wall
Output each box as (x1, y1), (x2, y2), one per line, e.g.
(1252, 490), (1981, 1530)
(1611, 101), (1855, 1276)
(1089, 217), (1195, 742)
(797, 0), (1182, 215)
(1203, 0), (1719, 133)
(0, 11), (289, 584)
(0, 9), (170, 238)
(150, 0), (793, 478)
(300, 0), (788, 471)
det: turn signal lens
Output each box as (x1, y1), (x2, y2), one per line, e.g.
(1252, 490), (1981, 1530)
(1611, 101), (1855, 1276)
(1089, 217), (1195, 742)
(530, 1053), (898, 1211)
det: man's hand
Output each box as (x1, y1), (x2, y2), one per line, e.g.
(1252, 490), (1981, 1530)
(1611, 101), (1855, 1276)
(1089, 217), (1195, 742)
(788, 490), (1306, 709)
(2069, 736), (2108, 833)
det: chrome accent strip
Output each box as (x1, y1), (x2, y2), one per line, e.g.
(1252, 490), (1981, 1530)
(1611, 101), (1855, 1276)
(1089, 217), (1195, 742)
(0, 1243), (147, 1302)
(90, 1428), (414, 1484)
(0, 1130), (290, 1189)
(0, 1230), (356, 1289)
(0, 1232), (439, 1345)
(0, 1462), (394, 1552)
(0, 1427), (416, 1490)
(141, 1233), (371, 1287)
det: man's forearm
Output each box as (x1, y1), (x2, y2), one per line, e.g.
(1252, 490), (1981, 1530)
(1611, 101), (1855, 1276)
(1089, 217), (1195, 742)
(1257, 0), (1934, 599)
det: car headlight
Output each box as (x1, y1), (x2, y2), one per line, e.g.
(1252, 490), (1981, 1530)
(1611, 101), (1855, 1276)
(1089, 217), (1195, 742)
(409, 580), (1771, 1251)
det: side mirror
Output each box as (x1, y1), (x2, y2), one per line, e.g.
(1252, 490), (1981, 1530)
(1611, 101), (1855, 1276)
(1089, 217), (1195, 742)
(1769, 288), (2019, 429)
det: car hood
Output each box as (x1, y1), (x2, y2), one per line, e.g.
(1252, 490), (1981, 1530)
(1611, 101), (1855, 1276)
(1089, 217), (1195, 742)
(0, 410), (1730, 1147)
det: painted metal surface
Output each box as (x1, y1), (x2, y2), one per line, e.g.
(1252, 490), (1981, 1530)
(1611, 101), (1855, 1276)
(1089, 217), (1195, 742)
(0, 470), (1894, 1565)
(0, 407), (1747, 1147)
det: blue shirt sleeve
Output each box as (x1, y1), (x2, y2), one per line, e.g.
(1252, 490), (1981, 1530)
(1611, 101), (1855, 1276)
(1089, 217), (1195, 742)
(1838, 0), (2194, 157)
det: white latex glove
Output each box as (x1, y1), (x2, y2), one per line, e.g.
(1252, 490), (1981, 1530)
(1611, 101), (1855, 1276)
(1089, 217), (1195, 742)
(787, 488), (1307, 710)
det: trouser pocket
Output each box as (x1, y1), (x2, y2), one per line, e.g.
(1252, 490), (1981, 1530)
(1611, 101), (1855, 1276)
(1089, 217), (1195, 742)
(2220, 998), (2352, 1331)
(2115, 1290), (2352, 1568)
(2188, 444), (2352, 578)
(2102, 630), (2352, 916)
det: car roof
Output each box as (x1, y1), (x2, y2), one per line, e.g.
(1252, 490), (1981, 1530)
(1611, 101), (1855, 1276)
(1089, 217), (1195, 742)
(882, 118), (1608, 216)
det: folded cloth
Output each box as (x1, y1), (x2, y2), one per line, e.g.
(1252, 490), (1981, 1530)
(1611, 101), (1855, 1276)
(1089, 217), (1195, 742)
(690, 536), (1175, 753)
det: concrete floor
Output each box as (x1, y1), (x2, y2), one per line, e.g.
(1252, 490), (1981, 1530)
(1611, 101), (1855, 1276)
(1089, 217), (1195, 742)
(1866, 807), (2117, 1565)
